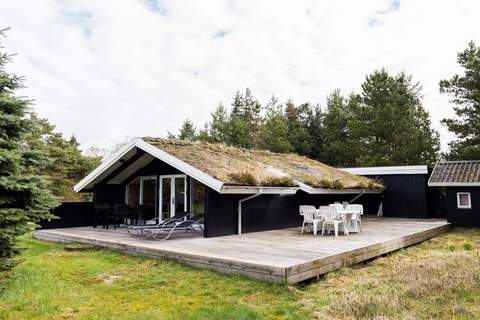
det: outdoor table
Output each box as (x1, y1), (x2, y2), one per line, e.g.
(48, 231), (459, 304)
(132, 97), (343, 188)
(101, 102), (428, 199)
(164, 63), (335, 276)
(338, 210), (359, 235)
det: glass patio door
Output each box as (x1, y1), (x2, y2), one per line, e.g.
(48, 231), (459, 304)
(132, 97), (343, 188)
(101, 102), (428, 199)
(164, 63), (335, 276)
(159, 175), (186, 221)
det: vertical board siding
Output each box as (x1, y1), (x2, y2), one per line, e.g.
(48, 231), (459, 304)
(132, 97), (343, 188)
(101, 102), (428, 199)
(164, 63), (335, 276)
(39, 202), (95, 229)
(94, 184), (124, 204)
(446, 187), (480, 227)
(205, 190), (382, 237)
(365, 174), (429, 218)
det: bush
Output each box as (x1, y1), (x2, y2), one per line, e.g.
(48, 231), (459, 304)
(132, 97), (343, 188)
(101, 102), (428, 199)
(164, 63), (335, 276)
(228, 172), (258, 185)
(261, 176), (297, 187)
(462, 240), (472, 251)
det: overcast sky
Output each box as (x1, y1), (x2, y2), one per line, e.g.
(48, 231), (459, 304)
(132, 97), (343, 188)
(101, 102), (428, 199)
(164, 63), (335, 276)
(1, 0), (479, 152)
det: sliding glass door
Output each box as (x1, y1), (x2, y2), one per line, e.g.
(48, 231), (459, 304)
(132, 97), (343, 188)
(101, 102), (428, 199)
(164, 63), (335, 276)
(160, 175), (186, 220)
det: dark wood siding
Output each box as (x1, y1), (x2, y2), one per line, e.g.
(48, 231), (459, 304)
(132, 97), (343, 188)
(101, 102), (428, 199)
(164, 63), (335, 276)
(364, 174), (430, 218)
(445, 187), (480, 227)
(204, 190), (382, 237)
(204, 190), (240, 237)
(39, 202), (95, 229)
(94, 184), (124, 204)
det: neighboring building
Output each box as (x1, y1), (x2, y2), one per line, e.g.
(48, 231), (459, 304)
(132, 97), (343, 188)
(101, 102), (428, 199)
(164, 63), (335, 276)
(342, 165), (442, 219)
(428, 160), (480, 227)
(74, 137), (383, 237)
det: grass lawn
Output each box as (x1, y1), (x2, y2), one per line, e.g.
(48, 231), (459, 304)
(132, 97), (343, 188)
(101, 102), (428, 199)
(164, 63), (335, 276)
(0, 229), (479, 320)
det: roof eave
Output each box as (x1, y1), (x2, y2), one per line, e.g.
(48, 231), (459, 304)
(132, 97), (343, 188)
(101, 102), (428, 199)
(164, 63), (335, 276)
(428, 182), (480, 187)
(341, 165), (428, 176)
(74, 138), (225, 193)
(296, 180), (382, 194)
(220, 186), (299, 194)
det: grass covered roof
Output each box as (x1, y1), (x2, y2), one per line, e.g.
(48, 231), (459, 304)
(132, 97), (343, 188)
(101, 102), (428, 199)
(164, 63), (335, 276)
(142, 137), (383, 190)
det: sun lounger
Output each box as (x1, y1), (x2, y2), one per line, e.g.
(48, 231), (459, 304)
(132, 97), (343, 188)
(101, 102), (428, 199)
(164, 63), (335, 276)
(142, 215), (204, 240)
(127, 212), (193, 236)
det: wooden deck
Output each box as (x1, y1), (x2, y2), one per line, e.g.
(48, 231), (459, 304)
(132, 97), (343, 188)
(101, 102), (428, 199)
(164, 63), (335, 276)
(33, 217), (451, 284)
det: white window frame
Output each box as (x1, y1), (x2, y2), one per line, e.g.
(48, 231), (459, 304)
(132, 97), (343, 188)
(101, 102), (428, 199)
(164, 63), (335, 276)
(139, 175), (157, 205)
(190, 177), (206, 214)
(159, 174), (187, 220)
(125, 176), (156, 205)
(457, 192), (472, 209)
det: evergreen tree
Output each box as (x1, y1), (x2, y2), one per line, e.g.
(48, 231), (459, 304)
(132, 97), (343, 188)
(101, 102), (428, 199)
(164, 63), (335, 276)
(26, 113), (101, 200)
(0, 29), (57, 269)
(350, 69), (440, 166)
(440, 41), (480, 160)
(320, 90), (357, 166)
(208, 103), (229, 143)
(226, 88), (262, 148)
(285, 100), (313, 155)
(178, 119), (197, 141)
(258, 96), (292, 153)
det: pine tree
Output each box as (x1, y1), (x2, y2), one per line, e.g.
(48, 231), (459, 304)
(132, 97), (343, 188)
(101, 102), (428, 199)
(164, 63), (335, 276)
(25, 114), (101, 200)
(350, 69), (440, 166)
(226, 89), (262, 149)
(320, 90), (357, 166)
(258, 96), (292, 153)
(440, 41), (480, 160)
(208, 103), (229, 143)
(285, 100), (313, 155)
(0, 29), (57, 269)
(178, 119), (197, 141)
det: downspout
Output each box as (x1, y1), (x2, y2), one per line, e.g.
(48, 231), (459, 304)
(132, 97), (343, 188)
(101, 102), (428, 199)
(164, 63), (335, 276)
(238, 189), (263, 235)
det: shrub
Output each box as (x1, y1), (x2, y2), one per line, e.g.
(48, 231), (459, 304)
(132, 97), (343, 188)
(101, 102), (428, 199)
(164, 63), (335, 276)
(447, 241), (456, 252)
(462, 240), (472, 251)
(319, 178), (344, 189)
(261, 176), (297, 187)
(228, 172), (258, 186)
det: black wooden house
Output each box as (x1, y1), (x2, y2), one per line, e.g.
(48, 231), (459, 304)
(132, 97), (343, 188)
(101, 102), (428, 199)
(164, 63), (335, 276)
(428, 160), (480, 227)
(74, 137), (383, 237)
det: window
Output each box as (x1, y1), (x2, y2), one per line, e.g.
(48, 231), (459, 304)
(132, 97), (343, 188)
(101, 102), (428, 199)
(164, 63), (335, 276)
(457, 192), (471, 209)
(141, 176), (157, 207)
(190, 178), (206, 214)
(125, 177), (140, 206)
(125, 176), (157, 208)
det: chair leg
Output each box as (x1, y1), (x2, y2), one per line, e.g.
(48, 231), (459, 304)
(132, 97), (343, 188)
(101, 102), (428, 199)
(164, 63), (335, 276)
(334, 222), (338, 237)
(301, 221), (305, 234)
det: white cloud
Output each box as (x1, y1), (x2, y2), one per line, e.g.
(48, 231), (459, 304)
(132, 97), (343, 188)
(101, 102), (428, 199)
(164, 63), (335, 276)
(1, 0), (479, 151)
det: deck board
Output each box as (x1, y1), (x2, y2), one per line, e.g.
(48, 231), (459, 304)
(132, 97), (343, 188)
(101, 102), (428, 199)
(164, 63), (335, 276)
(33, 217), (451, 284)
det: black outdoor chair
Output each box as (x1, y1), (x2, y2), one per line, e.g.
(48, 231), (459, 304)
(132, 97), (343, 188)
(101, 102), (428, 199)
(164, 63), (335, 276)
(132, 205), (155, 225)
(94, 203), (113, 229)
(114, 203), (132, 226)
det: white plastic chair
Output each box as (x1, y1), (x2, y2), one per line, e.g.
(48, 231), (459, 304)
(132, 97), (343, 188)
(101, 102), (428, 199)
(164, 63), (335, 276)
(300, 205), (321, 235)
(329, 203), (344, 213)
(320, 206), (344, 237)
(348, 204), (364, 232)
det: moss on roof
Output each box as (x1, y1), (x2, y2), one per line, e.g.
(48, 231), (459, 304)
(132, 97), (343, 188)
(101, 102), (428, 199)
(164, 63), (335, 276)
(142, 137), (383, 190)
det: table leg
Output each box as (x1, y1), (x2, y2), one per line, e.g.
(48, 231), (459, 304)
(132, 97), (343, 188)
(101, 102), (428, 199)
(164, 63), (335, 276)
(343, 215), (350, 236)
(313, 220), (318, 235)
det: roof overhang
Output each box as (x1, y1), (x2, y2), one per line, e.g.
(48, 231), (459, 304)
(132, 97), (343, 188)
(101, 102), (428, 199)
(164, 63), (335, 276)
(74, 138), (382, 195)
(296, 181), (382, 194)
(428, 182), (480, 187)
(220, 186), (299, 194)
(341, 165), (428, 176)
(74, 138), (224, 193)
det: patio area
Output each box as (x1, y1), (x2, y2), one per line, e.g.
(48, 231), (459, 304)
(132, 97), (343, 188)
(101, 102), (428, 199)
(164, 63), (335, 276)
(33, 217), (451, 284)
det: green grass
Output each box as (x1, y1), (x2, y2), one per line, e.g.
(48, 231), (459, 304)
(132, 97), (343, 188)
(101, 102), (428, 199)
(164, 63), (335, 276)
(1, 229), (480, 319)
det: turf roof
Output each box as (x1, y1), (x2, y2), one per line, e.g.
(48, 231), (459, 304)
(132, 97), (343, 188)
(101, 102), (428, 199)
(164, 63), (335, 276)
(142, 137), (383, 190)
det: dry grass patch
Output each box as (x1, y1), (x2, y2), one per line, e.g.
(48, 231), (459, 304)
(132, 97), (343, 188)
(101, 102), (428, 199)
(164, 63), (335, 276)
(301, 228), (480, 320)
(143, 137), (382, 189)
